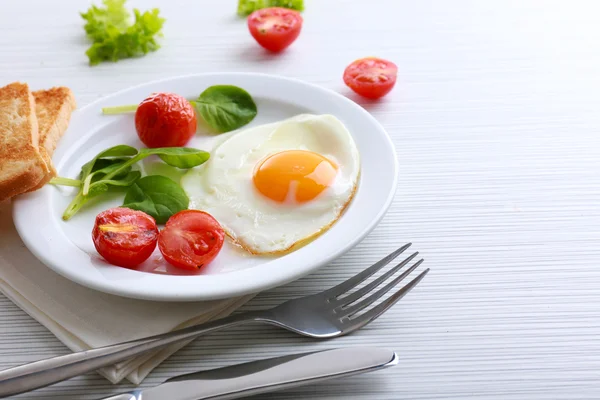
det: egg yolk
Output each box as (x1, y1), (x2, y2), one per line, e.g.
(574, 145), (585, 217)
(253, 150), (338, 203)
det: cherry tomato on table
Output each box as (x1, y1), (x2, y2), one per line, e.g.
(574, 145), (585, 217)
(158, 210), (225, 271)
(92, 207), (158, 268)
(135, 92), (197, 148)
(343, 57), (398, 99)
(247, 7), (303, 52)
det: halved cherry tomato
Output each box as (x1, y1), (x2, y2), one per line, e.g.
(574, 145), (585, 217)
(247, 7), (303, 52)
(158, 210), (225, 271)
(343, 57), (398, 99)
(92, 207), (158, 268)
(135, 92), (197, 148)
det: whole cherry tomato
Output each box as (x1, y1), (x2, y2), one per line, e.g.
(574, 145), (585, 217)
(135, 92), (197, 148)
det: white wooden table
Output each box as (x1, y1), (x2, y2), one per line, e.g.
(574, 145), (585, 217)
(2, 1), (600, 398)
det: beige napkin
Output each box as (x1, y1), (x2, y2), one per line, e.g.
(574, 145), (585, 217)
(0, 201), (254, 384)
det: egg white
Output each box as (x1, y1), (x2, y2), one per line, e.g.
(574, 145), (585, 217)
(181, 114), (360, 255)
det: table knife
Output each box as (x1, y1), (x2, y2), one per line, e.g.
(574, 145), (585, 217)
(101, 347), (398, 400)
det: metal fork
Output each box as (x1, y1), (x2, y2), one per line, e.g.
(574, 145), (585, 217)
(0, 243), (428, 398)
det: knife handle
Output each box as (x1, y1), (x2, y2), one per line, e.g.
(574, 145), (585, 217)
(0, 311), (269, 398)
(130, 347), (398, 400)
(101, 392), (142, 400)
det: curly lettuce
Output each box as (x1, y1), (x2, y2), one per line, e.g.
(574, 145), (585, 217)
(237, 0), (304, 16)
(81, 0), (165, 65)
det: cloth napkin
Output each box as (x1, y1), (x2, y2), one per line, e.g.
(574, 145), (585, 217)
(0, 201), (254, 384)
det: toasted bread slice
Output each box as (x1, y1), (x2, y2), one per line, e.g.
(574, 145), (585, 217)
(0, 82), (51, 202)
(28, 87), (77, 190)
(34, 87), (77, 159)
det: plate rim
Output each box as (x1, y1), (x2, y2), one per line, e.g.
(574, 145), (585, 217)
(12, 72), (399, 301)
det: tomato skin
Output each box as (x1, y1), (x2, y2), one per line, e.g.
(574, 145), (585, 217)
(92, 207), (158, 268)
(343, 57), (398, 99)
(135, 92), (197, 148)
(247, 7), (303, 52)
(158, 210), (225, 271)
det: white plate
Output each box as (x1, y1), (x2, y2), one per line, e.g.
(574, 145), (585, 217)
(12, 73), (398, 301)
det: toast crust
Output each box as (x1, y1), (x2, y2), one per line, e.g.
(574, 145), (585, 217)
(0, 165), (49, 202)
(34, 87), (77, 156)
(29, 87), (77, 190)
(0, 82), (50, 202)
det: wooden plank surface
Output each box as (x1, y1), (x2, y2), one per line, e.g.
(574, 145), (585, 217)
(1, 1), (599, 398)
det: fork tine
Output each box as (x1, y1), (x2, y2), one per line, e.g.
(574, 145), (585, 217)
(332, 252), (419, 306)
(344, 268), (430, 331)
(339, 259), (424, 318)
(324, 243), (412, 298)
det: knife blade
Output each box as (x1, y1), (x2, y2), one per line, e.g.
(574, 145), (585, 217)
(100, 347), (398, 400)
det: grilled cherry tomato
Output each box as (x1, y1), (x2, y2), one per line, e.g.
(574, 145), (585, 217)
(247, 7), (303, 52)
(135, 92), (197, 148)
(92, 207), (158, 268)
(158, 210), (225, 271)
(343, 57), (398, 99)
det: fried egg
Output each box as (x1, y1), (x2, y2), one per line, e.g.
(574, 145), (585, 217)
(181, 114), (360, 255)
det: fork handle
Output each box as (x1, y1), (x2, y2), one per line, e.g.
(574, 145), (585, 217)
(0, 310), (270, 398)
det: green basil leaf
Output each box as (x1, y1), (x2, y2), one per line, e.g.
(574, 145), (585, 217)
(122, 175), (189, 224)
(192, 85), (257, 133)
(138, 147), (210, 168)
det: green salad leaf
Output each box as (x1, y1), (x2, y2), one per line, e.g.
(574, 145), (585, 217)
(85, 170), (142, 196)
(80, 145), (138, 179)
(191, 85), (258, 133)
(100, 147), (209, 182)
(50, 145), (209, 220)
(237, 0), (304, 16)
(123, 175), (189, 224)
(138, 148), (211, 169)
(81, 0), (130, 41)
(81, 0), (165, 66)
(62, 171), (142, 219)
(82, 162), (133, 195)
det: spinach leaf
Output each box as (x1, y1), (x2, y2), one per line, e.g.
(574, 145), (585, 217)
(53, 144), (206, 221)
(103, 147), (210, 181)
(88, 171), (141, 193)
(79, 145), (138, 179)
(92, 160), (132, 181)
(62, 172), (141, 220)
(138, 147), (210, 169)
(82, 160), (133, 195)
(94, 144), (139, 158)
(91, 157), (133, 174)
(122, 175), (189, 223)
(192, 85), (257, 133)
